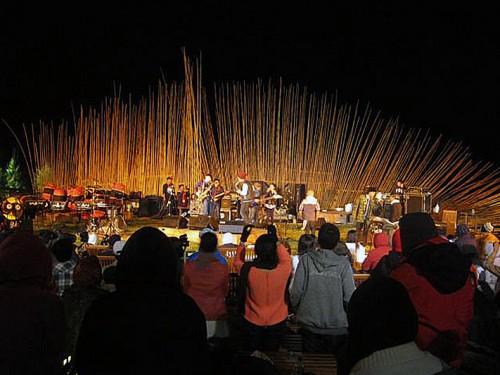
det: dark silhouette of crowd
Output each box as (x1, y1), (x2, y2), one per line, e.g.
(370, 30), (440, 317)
(1, 212), (499, 374)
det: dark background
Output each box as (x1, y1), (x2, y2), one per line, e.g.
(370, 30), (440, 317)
(0, 3), (497, 167)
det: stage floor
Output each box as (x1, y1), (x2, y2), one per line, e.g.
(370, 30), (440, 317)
(31, 214), (356, 253)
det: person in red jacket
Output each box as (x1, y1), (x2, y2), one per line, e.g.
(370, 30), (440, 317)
(234, 226), (292, 351)
(391, 212), (475, 368)
(362, 232), (391, 272)
(184, 231), (229, 338)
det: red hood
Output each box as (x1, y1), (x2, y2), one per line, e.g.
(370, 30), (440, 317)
(373, 232), (390, 250)
(0, 231), (52, 289)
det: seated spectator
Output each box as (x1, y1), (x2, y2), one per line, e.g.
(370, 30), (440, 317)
(362, 232), (391, 272)
(62, 255), (108, 358)
(391, 213), (474, 367)
(51, 237), (79, 297)
(184, 231), (229, 338)
(345, 229), (366, 265)
(290, 223), (355, 353)
(340, 277), (448, 375)
(74, 227), (209, 374)
(234, 227), (291, 351)
(0, 231), (65, 374)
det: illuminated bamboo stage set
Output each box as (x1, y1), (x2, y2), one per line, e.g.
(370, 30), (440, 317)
(12, 54), (500, 222)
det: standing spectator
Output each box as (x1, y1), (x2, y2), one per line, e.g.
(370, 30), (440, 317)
(362, 232), (391, 272)
(290, 223), (355, 352)
(299, 190), (320, 234)
(0, 231), (65, 374)
(289, 234), (316, 290)
(74, 227), (209, 374)
(340, 277), (447, 375)
(391, 213), (474, 368)
(51, 237), (79, 297)
(62, 255), (108, 358)
(184, 231), (229, 338)
(234, 227), (292, 351)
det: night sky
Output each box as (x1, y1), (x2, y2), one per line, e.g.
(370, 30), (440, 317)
(1, 3), (498, 168)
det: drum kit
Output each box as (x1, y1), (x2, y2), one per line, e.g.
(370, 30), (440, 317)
(39, 182), (129, 235)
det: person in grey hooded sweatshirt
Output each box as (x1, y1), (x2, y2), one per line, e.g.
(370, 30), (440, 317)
(290, 223), (355, 353)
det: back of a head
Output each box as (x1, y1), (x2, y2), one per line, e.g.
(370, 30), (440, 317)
(0, 230), (52, 288)
(347, 230), (357, 243)
(200, 232), (218, 253)
(73, 255), (102, 287)
(298, 234), (316, 256)
(318, 223), (340, 250)
(399, 212), (437, 255)
(348, 277), (418, 353)
(51, 237), (74, 263)
(254, 234), (278, 268)
(116, 227), (178, 290)
(456, 224), (469, 238)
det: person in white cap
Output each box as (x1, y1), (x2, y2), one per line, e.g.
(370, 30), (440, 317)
(479, 222), (500, 292)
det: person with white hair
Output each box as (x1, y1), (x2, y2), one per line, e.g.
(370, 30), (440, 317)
(298, 190), (320, 234)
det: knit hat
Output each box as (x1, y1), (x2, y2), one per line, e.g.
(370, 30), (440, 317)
(456, 224), (470, 238)
(399, 212), (438, 254)
(73, 255), (102, 287)
(348, 277), (418, 353)
(199, 227), (216, 238)
(484, 222), (494, 233)
(237, 171), (248, 179)
(222, 232), (235, 245)
(113, 240), (126, 255)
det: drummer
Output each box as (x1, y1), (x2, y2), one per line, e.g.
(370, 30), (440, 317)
(264, 183), (281, 224)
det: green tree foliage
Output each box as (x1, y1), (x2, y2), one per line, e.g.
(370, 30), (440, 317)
(5, 156), (24, 191)
(35, 164), (54, 193)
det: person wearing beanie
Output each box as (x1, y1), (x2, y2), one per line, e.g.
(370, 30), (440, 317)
(290, 223), (355, 352)
(62, 255), (108, 357)
(339, 277), (447, 375)
(391, 213), (475, 368)
(0, 231), (65, 374)
(362, 232), (391, 272)
(184, 231), (229, 338)
(74, 227), (209, 374)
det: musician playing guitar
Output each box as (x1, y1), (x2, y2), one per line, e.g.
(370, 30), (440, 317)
(263, 183), (281, 224)
(194, 174), (212, 215)
(209, 179), (228, 221)
(176, 184), (190, 216)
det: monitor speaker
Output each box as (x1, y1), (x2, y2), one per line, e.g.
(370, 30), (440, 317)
(219, 221), (245, 233)
(163, 215), (180, 228)
(188, 215), (218, 231)
(138, 196), (162, 217)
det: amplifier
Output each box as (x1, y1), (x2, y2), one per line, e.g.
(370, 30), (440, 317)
(219, 221), (245, 233)
(189, 215), (218, 231)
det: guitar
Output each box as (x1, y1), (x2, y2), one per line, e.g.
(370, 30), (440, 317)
(212, 190), (231, 202)
(195, 183), (212, 202)
(252, 194), (283, 208)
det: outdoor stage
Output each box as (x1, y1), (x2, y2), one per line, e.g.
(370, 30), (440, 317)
(31, 213), (356, 253)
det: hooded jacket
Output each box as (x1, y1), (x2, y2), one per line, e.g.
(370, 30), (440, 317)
(0, 231), (65, 375)
(290, 249), (355, 335)
(391, 243), (475, 367)
(74, 227), (208, 375)
(362, 233), (391, 272)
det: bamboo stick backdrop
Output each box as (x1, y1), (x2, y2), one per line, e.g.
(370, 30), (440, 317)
(15, 54), (500, 221)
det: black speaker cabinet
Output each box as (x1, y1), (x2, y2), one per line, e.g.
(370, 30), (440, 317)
(163, 215), (180, 228)
(406, 194), (424, 214)
(188, 215), (218, 231)
(219, 222), (245, 233)
(138, 196), (162, 217)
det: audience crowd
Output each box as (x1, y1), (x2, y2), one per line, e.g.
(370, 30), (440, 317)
(0, 212), (499, 374)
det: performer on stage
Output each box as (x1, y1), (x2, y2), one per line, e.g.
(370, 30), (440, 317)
(353, 186), (377, 242)
(250, 181), (264, 224)
(177, 184), (190, 216)
(299, 190), (320, 234)
(394, 180), (406, 214)
(157, 176), (176, 218)
(235, 171), (252, 224)
(209, 178), (225, 221)
(195, 174), (212, 215)
(264, 183), (280, 224)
